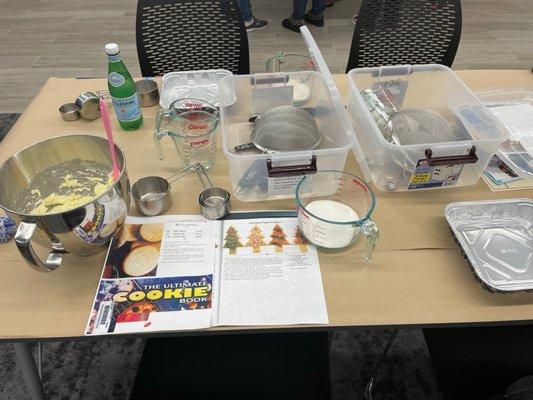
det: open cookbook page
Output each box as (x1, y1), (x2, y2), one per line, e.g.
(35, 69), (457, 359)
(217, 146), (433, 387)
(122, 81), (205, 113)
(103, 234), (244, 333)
(86, 215), (328, 335)
(85, 215), (220, 335)
(214, 217), (329, 326)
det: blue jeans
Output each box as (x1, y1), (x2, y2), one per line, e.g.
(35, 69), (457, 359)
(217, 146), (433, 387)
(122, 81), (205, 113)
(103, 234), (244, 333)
(292, 0), (325, 21)
(238, 0), (253, 22)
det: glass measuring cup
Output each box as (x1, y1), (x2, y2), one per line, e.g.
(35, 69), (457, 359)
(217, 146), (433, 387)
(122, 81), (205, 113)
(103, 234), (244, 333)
(154, 98), (219, 169)
(295, 171), (379, 261)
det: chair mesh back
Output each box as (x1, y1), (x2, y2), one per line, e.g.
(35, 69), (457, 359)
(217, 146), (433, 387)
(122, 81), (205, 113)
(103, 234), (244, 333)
(346, 0), (461, 71)
(136, 0), (250, 76)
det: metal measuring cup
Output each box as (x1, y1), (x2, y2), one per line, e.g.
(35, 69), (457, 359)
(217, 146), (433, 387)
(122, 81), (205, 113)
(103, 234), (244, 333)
(132, 163), (230, 219)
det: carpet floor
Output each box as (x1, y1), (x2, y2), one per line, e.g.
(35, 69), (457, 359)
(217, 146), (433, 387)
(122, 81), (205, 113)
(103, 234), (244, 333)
(0, 114), (442, 400)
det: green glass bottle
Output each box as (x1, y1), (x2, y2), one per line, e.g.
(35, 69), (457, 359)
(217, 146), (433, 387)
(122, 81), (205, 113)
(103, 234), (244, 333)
(105, 43), (143, 130)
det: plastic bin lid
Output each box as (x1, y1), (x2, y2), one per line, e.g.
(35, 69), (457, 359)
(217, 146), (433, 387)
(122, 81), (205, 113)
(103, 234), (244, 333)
(476, 86), (533, 180)
(299, 27), (372, 178)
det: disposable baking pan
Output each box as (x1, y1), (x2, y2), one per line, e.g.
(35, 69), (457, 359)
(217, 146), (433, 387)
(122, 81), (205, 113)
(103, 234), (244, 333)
(445, 198), (533, 293)
(160, 69), (233, 109)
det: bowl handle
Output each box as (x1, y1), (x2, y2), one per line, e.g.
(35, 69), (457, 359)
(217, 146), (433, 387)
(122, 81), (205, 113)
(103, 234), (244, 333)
(14, 222), (63, 272)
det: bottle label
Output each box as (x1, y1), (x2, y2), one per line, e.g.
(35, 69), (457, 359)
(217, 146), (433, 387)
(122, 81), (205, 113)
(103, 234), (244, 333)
(111, 94), (142, 122)
(107, 54), (122, 63)
(108, 72), (125, 87)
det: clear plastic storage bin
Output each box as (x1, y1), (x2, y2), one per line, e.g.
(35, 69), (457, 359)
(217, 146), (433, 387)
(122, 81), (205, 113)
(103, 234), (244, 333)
(219, 28), (353, 202)
(346, 65), (509, 191)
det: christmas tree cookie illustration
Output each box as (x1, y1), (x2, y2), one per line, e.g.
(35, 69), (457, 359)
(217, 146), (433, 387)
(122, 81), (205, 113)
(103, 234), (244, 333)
(293, 226), (308, 253)
(246, 225), (266, 253)
(223, 226), (243, 255)
(269, 224), (290, 252)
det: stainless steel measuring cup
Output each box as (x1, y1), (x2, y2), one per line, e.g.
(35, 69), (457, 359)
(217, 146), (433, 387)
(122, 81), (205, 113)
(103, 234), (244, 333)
(132, 163), (231, 219)
(199, 187), (231, 219)
(132, 164), (203, 216)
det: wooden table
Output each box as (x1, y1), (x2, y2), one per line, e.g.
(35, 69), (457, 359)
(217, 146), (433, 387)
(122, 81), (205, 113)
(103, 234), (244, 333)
(0, 71), (532, 342)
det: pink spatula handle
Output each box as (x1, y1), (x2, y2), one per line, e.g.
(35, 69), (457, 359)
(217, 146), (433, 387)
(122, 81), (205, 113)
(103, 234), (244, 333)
(99, 97), (120, 181)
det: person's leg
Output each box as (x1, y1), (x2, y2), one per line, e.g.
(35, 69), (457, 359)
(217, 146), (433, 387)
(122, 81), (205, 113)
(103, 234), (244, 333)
(291, 0), (308, 21)
(282, 0), (308, 32)
(305, 0), (325, 26)
(239, 0), (269, 31)
(309, 0), (325, 16)
(238, 0), (253, 22)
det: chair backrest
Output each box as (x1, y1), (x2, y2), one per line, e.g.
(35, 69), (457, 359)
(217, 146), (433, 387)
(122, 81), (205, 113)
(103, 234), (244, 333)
(136, 0), (250, 76)
(346, 0), (462, 72)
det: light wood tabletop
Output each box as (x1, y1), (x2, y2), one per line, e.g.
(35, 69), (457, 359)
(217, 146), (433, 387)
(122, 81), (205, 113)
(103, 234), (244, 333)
(0, 71), (532, 341)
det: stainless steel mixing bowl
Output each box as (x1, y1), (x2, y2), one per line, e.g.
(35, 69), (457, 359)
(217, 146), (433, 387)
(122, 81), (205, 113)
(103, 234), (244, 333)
(0, 134), (130, 272)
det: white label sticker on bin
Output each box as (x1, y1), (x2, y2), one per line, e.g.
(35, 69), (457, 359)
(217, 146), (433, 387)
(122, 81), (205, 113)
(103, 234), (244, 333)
(380, 79), (408, 105)
(267, 175), (304, 196)
(408, 159), (464, 190)
(252, 86), (294, 115)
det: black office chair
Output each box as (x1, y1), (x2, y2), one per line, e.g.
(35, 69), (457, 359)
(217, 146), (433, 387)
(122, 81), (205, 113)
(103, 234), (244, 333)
(136, 0), (250, 76)
(346, 0), (462, 72)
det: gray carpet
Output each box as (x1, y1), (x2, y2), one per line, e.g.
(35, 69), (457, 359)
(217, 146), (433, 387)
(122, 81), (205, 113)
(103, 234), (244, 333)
(0, 113), (442, 400)
(0, 113), (20, 141)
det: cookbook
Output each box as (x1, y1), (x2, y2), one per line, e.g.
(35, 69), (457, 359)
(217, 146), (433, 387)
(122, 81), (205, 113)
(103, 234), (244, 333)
(85, 215), (328, 335)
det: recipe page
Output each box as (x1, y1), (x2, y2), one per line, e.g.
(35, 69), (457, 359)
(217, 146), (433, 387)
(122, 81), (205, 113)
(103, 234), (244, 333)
(216, 217), (329, 326)
(86, 215), (220, 335)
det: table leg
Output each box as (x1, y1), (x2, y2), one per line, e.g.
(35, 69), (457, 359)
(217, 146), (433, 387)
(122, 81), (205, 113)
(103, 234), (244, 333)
(13, 342), (46, 400)
(364, 329), (400, 400)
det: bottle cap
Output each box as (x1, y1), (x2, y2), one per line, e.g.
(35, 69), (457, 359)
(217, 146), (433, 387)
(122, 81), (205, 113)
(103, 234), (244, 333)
(105, 43), (120, 55)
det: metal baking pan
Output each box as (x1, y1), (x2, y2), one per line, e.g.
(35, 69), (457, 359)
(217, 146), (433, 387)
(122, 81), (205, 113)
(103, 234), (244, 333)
(444, 198), (533, 293)
(160, 69), (233, 109)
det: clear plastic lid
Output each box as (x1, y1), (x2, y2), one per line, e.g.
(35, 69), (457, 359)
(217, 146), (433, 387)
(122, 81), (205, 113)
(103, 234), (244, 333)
(476, 86), (533, 180)
(300, 27), (372, 177)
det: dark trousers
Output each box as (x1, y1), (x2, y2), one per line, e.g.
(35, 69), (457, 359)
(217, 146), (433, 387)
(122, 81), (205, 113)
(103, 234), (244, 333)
(292, 0), (325, 21)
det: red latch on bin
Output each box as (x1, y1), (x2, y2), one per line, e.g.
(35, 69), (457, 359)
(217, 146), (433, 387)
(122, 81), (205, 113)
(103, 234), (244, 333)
(425, 146), (478, 167)
(266, 156), (317, 177)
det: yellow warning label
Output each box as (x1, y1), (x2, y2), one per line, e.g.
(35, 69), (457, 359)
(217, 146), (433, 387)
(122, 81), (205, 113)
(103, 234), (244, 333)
(410, 173), (432, 184)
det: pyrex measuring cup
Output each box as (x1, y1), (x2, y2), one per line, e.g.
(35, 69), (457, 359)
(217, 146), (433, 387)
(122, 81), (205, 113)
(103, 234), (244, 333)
(295, 171), (379, 261)
(154, 98), (219, 169)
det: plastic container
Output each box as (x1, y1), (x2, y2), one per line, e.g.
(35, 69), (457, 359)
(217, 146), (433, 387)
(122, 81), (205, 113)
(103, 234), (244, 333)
(346, 64), (509, 191)
(160, 69), (233, 109)
(219, 27), (353, 201)
(445, 198), (533, 293)
(475, 86), (533, 180)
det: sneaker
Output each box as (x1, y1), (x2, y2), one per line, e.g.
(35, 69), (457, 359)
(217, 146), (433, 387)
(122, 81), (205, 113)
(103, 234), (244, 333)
(304, 12), (324, 27)
(352, 14), (358, 25)
(245, 17), (269, 32)
(282, 17), (304, 33)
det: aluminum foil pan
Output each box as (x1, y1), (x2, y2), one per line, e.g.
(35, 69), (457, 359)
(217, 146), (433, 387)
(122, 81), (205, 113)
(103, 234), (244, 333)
(160, 69), (233, 109)
(445, 198), (533, 293)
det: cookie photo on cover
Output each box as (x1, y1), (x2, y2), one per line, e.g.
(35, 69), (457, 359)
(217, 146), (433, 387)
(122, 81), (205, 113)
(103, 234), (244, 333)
(102, 223), (163, 279)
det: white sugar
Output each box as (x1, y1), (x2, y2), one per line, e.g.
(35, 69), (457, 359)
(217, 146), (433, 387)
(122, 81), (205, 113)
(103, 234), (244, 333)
(301, 200), (359, 249)
(305, 200), (359, 222)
